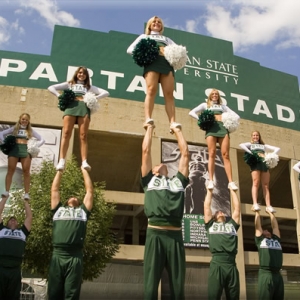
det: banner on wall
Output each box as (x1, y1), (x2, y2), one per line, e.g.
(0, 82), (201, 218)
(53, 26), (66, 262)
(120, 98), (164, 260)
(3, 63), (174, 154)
(162, 141), (230, 248)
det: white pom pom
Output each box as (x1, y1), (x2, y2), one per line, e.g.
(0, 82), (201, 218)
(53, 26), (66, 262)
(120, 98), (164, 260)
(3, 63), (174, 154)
(83, 92), (100, 114)
(264, 152), (279, 169)
(164, 44), (188, 70)
(27, 138), (40, 158)
(221, 112), (240, 133)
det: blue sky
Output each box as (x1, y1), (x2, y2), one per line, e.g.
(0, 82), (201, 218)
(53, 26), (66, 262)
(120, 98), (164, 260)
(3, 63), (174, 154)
(1, 0), (299, 86)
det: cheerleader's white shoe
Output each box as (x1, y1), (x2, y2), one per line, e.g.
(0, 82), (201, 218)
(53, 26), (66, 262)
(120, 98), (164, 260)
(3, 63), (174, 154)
(170, 122), (182, 134)
(56, 160), (65, 171)
(266, 206), (276, 213)
(252, 203), (261, 211)
(143, 118), (154, 129)
(206, 180), (214, 190)
(228, 182), (238, 191)
(82, 161), (91, 172)
(1, 191), (9, 198)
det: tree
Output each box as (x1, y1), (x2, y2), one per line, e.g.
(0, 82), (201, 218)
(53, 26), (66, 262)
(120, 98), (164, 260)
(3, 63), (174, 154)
(2, 156), (119, 281)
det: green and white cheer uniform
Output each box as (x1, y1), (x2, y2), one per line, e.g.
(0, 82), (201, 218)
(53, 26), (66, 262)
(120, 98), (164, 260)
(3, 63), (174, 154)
(48, 81), (109, 120)
(205, 218), (240, 300)
(141, 171), (189, 300)
(48, 202), (91, 300)
(0, 126), (44, 158)
(127, 31), (176, 77)
(188, 102), (240, 139)
(239, 142), (280, 172)
(255, 234), (284, 300)
(0, 222), (30, 300)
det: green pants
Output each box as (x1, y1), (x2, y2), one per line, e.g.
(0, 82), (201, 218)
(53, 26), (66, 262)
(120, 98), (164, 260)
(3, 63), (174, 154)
(258, 269), (284, 300)
(144, 227), (185, 300)
(0, 266), (21, 300)
(208, 256), (240, 300)
(48, 252), (83, 300)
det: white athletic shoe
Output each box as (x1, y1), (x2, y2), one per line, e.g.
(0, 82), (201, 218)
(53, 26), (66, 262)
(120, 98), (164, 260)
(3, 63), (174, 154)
(206, 180), (214, 190)
(228, 182), (238, 190)
(24, 193), (30, 200)
(252, 203), (261, 211)
(169, 122), (182, 134)
(143, 118), (155, 129)
(82, 161), (91, 172)
(56, 160), (65, 171)
(1, 191), (9, 198)
(266, 206), (276, 213)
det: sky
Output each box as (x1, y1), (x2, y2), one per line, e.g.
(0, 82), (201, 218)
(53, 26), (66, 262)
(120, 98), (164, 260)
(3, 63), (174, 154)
(0, 0), (299, 87)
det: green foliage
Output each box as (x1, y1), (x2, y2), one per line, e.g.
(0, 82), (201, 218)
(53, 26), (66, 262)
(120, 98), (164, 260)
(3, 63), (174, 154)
(4, 156), (119, 281)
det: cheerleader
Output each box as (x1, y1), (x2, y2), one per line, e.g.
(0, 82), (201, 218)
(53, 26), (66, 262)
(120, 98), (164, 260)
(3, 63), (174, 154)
(0, 113), (45, 200)
(189, 89), (239, 191)
(127, 16), (183, 132)
(48, 66), (109, 171)
(239, 131), (280, 212)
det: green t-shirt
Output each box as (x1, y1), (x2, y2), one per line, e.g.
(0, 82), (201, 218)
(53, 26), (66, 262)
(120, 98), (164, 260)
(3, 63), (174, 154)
(141, 171), (189, 227)
(0, 222), (30, 267)
(52, 203), (90, 252)
(255, 234), (282, 271)
(205, 218), (240, 256)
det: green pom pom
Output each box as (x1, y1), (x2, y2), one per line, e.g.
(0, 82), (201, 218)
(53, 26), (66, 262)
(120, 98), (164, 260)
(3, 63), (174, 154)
(197, 109), (215, 130)
(243, 151), (262, 167)
(298, 173), (300, 181)
(132, 38), (159, 67)
(58, 89), (76, 111)
(0, 135), (16, 155)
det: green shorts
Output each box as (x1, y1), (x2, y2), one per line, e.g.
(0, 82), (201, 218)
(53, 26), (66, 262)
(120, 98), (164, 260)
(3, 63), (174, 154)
(205, 121), (229, 138)
(63, 100), (91, 120)
(143, 55), (174, 77)
(8, 144), (29, 158)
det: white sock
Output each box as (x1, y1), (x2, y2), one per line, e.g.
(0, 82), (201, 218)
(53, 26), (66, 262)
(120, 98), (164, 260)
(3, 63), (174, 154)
(59, 158), (65, 164)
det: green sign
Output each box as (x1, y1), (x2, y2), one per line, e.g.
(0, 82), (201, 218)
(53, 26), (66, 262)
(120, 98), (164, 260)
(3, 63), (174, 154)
(0, 25), (299, 130)
(182, 214), (208, 248)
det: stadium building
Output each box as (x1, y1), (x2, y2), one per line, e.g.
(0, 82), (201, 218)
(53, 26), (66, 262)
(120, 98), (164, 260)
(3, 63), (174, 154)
(0, 25), (300, 299)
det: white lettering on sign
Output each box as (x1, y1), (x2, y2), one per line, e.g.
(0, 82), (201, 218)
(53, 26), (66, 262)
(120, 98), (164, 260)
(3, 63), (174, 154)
(0, 58), (297, 127)
(0, 59), (27, 76)
(29, 63), (58, 81)
(253, 100), (273, 118)
(101, 70), (124, 89)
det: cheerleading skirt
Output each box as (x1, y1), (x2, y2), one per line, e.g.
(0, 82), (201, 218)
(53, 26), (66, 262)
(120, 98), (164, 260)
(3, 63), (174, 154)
(250, 160), (269, 172)
(205, 121), (229, 138)
(63, 100), (91, 121)
(143, 55), (174, 77)
(8, 144), (29, 158)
